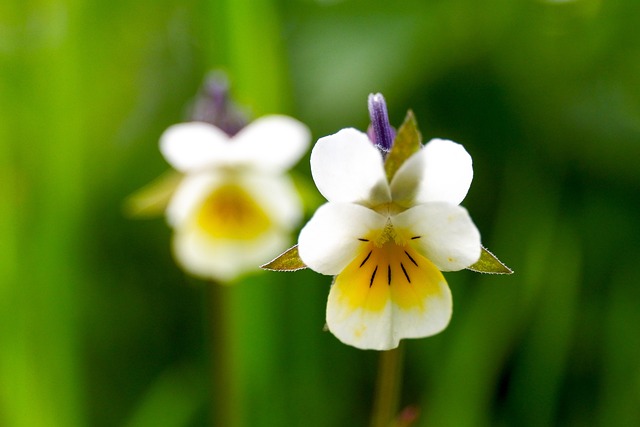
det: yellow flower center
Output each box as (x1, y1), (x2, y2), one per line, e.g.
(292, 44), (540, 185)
(333, 229), (446, 312)
(195, 183), (272, 240)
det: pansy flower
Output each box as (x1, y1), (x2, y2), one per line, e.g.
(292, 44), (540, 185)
(161, 115), (310, 282)
(297, 94), (481, 350)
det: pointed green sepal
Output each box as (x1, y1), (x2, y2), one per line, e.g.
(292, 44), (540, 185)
(261, 245), (308, 271)
(123, 171), (182, 218)
(467, 246), (514, 274)
(384, 110), (422, 181)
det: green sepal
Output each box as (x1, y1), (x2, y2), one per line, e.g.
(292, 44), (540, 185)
(467, 246), (514, 274)
(123, 170), (182, 218)
(384, 110), (422, 181)
(261, 245), (308, 271)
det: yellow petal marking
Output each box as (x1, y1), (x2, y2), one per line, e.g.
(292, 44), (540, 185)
(333, 237), (446, 313)
(195, 183), (272, 240)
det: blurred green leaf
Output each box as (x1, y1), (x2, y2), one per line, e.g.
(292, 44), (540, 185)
(124, 171), (182, 218)
(385, 110), (422, 182)
(467, 246), (513, 274)
(261, 245), (307, 271)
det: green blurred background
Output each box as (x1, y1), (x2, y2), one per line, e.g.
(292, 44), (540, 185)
(2, 0), (640, 426)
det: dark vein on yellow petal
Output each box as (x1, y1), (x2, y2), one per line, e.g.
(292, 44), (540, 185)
(370, 266), (378, 288)
(358, 238), (369, 242)
(411, 236), (421, 240)
(360, 251), (372, 268)
(405, 250), (418, 267)
(387, 265), (391, 286)
(400, 262), (411, 283)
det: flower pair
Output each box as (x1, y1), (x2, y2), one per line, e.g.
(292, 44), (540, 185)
(151, 85), (510, 350)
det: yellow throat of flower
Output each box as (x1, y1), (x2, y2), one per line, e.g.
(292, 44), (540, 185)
(333, 224), (446, 313)
(195, 183), (272, 240)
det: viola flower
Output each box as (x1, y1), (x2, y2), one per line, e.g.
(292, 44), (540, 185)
(297, 94), (481, 350)
(162, 115), (310, 282)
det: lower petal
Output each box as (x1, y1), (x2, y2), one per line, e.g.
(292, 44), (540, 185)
(326, 241), (452, 350)
(173, 224), (289, 282)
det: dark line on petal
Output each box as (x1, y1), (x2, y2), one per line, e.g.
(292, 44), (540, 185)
(387, 265), (392, 286)
(411, 236), (421, 240)
(370, 266), (378, 287)
(405, 250), (418, 267)
(359, 251), (372, 268)
(400, 263), (411, 283)
(358, 238), (369, 242)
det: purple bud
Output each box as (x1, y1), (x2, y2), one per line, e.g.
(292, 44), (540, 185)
(190, 72), (248, 136)
(368, 93), (395, 154)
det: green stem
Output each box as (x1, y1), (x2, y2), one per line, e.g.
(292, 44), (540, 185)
(370, 344), (405, 427)
(209, 284), (240, 427)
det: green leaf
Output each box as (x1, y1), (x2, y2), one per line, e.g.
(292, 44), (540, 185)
(384, 109), (422, 181)
(123, 170), (183, 218)
(467, 246), (514, 274)
(261, 245), (308, 271)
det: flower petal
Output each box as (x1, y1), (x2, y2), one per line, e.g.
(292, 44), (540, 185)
(326, 248), (452, 350)
(394, 202), (481, 271)
(241, 173), (302, 228)
(166, 173), (223, 227)
(160, 122), (231, 172)
(173, 225), (289, 282)
(390, 138), (473, 206)
(310, 128), (391, 206)
(234, 115), (311, 172)
(298, 203), (386, 275)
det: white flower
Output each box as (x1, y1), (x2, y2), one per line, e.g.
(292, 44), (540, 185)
(298, 129), (481, 350)
(160, 115), (310, 282)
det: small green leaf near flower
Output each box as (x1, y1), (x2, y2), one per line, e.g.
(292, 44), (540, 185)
(124, 170), (183, 218)
(384, 110), (422, 181)
(261, 245), (308, 271)
(467, 246), (513, 274)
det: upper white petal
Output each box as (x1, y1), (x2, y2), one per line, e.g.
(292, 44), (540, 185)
(233, 115), (311, 172)
(310, 128), (391, 206)
(298, 203), (386, 275)
(393, 202), (481, 271)
(160, 122), (231, 172)
(390, 138), (473, 206)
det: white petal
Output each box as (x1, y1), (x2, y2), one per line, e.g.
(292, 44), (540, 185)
(173, 225), (289, 282)
(326, 261), (452, 350)
(298, 203), (386, 275)
(390, 138), (473, 206)
(394, 203), (481, 271)
(160, 122), (231, 172)
(166, 173), (223, 227)
(234, 115), (311, 172)
(310, 128), (391, 206)
(240, 173), (302, 228)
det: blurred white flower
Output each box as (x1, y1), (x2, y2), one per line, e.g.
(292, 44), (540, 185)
(161, 116), (310, 282)
(298, 129), (481, 350)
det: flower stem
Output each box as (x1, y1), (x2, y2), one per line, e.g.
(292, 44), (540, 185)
(209, 283), (240, 427)
(370, 343), (405, 427)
